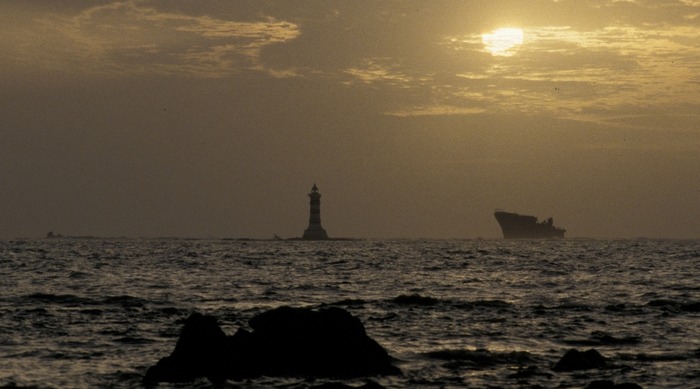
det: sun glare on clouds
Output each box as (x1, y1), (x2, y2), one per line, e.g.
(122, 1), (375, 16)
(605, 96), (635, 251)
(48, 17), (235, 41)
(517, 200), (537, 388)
(482, 28), (524, 56)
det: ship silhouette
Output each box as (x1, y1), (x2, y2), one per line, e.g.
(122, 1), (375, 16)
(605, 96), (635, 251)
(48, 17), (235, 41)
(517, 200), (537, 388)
(494, 210), (566, 239)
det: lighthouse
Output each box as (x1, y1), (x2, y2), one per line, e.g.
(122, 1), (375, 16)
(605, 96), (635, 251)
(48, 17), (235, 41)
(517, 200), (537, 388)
(302, 184), (329, 240)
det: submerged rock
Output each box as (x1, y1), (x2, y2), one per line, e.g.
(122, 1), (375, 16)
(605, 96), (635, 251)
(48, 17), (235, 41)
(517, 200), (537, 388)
(552, 348), (607, 372)
(144, 306), (401, 383)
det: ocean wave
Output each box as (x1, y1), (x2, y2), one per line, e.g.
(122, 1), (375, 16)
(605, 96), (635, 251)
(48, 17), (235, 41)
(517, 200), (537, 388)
(618, 350), (700, 362)
(325, 298), (369, 307)
(114, 336), (155, 345)
(533, 302), (594, 312)
(102, 295), (147, 309)
(424, 348), (536, 367)
(24, 293), (94, 306)
(22, 293), (149, 309)
(389, 294), (512, 310)
(647, 299), (700, 313)
(391, 294), (441, 306)
(562, 331), (642, 346)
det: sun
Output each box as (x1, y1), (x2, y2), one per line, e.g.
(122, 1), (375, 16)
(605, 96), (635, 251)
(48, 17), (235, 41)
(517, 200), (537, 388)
(482, 28), (524, 56)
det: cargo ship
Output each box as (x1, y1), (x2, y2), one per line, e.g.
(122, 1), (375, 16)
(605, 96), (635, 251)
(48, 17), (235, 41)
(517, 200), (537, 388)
(494, 210), (566, 239)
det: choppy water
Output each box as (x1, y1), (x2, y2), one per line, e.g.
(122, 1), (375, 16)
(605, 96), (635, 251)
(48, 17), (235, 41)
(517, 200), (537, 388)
(1, 239), (698, 388)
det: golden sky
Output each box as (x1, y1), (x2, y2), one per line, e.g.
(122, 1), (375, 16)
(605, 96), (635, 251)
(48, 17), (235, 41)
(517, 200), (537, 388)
(1, 0), (699, 239)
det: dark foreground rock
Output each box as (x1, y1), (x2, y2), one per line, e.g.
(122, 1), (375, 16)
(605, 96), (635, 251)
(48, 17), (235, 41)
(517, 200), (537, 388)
(144, 306), (401, 383)
(144, 313), (229, 383)
(552, 348), (607, 372)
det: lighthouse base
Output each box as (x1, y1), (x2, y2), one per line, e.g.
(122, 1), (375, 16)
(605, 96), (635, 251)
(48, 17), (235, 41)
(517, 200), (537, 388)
(302, 226), (328, 240)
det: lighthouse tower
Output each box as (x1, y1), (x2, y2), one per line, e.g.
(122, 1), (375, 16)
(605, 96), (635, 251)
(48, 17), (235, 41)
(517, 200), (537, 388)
(302, 184), (329, 240)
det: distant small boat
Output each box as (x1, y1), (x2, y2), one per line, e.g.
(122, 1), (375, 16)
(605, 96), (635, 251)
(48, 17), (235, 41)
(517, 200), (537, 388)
(494, 211), (566, 239)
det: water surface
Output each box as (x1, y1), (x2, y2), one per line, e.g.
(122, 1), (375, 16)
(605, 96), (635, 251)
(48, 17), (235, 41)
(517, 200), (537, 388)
(1, 239), (698, 388)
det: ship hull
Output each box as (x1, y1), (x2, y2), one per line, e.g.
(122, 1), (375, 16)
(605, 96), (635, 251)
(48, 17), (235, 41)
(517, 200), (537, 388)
(494, 211), (566, 239)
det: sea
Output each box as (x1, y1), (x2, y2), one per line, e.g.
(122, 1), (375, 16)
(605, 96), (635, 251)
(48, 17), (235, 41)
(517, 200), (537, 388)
(1, 238), (698, 388)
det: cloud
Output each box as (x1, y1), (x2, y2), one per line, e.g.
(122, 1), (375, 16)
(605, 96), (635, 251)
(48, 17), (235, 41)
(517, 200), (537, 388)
(2, 0), (300, 78)
(388, 106), (487, 117)
(343, 58), (416, 86)
(293, 1), (700, 123)
(415, 18), (700, 125)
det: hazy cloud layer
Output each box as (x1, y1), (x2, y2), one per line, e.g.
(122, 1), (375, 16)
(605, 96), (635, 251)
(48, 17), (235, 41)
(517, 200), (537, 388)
(2, 1), (300, 77)
(4, 0), (700, 119)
